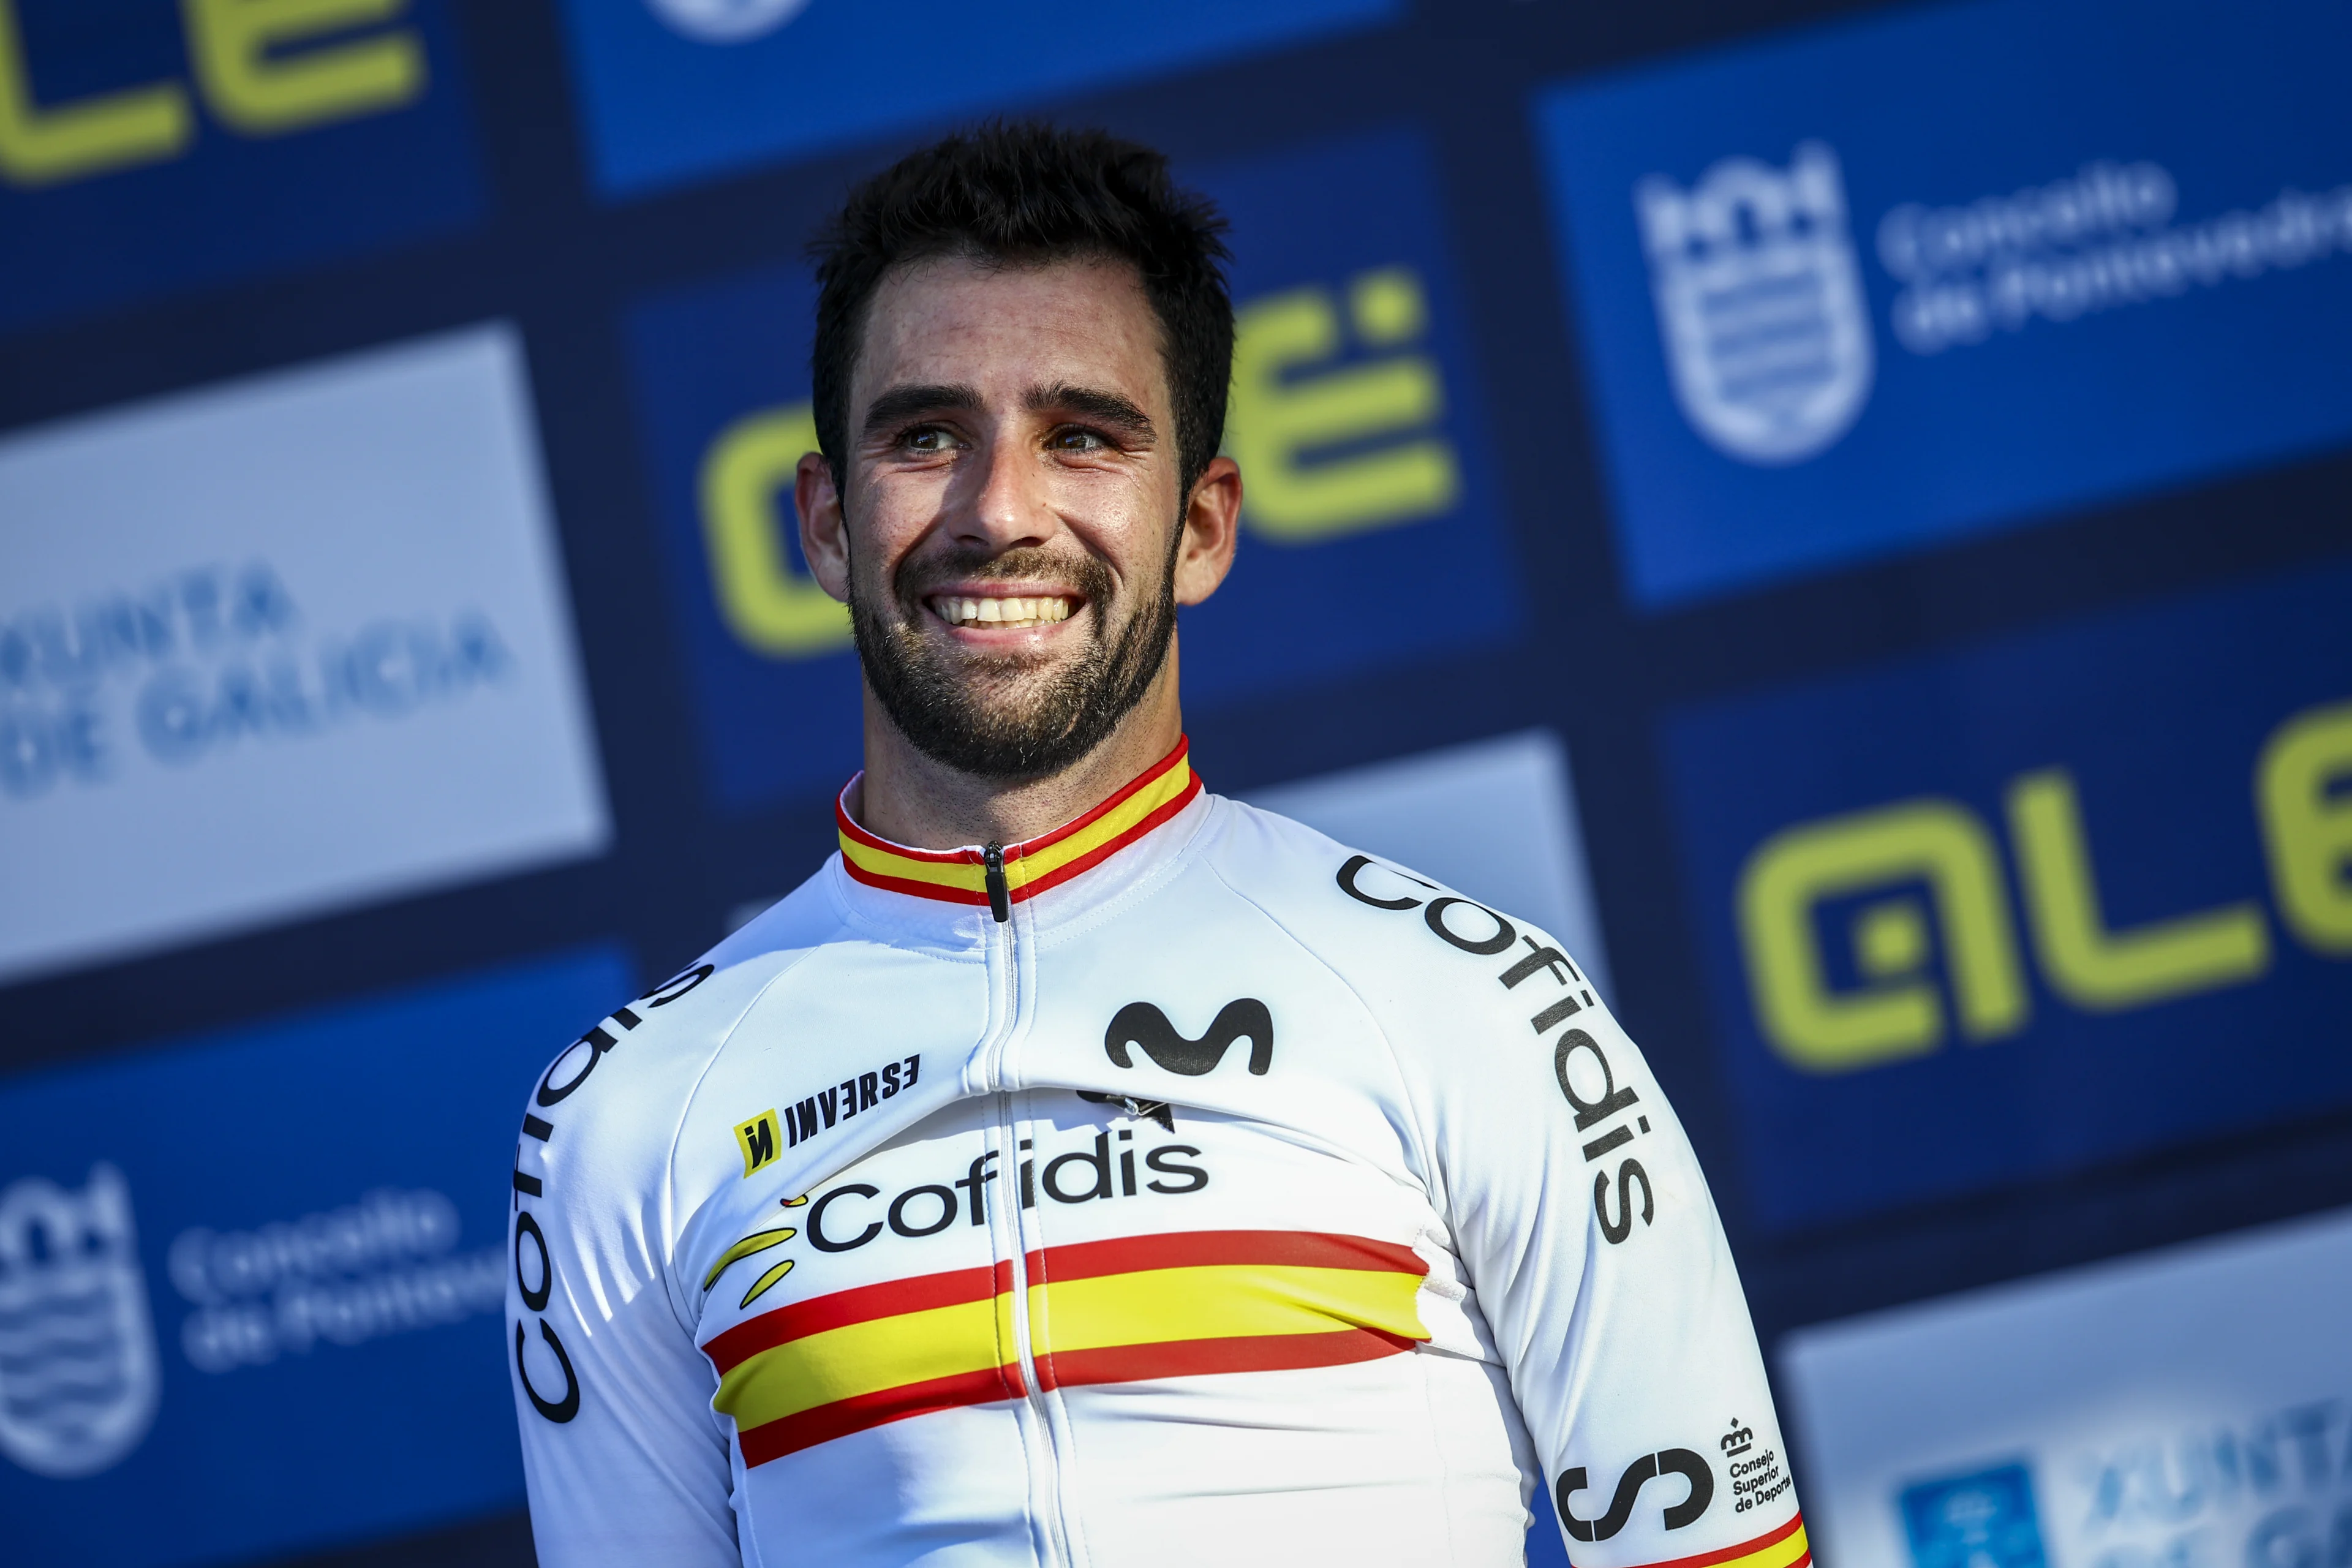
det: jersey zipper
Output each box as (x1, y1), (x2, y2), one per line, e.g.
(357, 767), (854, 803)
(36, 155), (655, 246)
(977, 851), (1074, 1567)
(984, 840), (1011, 924)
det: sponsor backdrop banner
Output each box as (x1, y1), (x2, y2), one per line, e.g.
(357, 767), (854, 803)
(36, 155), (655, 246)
(1781, 1207), (2352, 1568)
(0, 324), (609, 987)
(0, 0), (484, 333)
(0, 946), (630, 1568)
(1536, 0), (2352, 606)
(4, 0), (2351, 1562)
(555, 0), (1401, 196)
(1662, 558), (2352, 1233)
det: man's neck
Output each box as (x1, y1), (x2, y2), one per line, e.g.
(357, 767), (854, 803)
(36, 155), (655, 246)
(852, 664), (1185, 851)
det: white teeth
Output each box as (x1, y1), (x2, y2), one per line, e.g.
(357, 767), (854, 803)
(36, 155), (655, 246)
(937, 595), (1073, 628)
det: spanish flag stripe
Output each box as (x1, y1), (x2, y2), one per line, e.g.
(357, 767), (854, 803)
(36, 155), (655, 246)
(736, 1363), (1022, 1468)
(835, 739), (1196, 905)
(1038, 1324), (1419, 1392)
(1023, 1228), (1427, 1284)
(1009, 736), (1191, 859)
(832, 859), (995, 903)
(1002, 760), (1196, 886)
(1597, 1514), (1808, 1568)
(714, 1260), (1427, 1433)
(715, 1295), (1016, 1426)
(1011, 773), (1204, 899)
(703, 1259), (1008, 1376)
(1031, 1263), (1428, 1355)
(707, 1227), (1431, 1467)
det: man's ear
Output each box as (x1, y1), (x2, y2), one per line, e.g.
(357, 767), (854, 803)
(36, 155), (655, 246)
(797, 451), (852, 603)
(1172, 454), (1243, 608)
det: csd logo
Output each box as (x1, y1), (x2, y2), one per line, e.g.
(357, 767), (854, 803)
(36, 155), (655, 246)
(692, 264), (1460, 666)
(1556, 1448), (1715, 1542)
(0, 0), (426, 188)
(1739, 696), (2352, 1072)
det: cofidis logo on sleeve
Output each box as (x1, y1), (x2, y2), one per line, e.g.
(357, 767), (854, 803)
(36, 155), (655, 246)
(0, 0), (482, 333)
(624, 126), (1522, 814)
(556, 0), (1400, 198)
(1660, 560), (2352, 1233)
(0, 946), (628, 1568)
(0, 325), (609, 984)
(1536, 0), (2352, 607)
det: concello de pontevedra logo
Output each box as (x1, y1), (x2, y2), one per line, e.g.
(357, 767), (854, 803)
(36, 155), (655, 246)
(0, 1163), (160, 1478)
(1104, 1000), (1275, 1077)
(1635, 141), (1874, 464)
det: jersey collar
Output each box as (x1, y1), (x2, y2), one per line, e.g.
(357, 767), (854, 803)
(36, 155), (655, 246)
(834, 737), (1202, 915)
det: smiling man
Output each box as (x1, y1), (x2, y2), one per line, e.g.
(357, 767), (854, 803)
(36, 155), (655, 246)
(508, 125), (1805, 1568)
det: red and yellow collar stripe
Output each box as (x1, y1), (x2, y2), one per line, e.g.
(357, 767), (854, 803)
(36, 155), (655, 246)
(1611, 1515), (1810, 1568)
(701, 1229), (1428, 1467)
(835, 738), (1201, 908)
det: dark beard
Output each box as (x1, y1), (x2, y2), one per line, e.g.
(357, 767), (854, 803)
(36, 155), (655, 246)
(850, 541), (1178, 783)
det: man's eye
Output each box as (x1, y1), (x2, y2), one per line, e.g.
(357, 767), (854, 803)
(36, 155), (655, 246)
(901, 426), (957, 453)
(1050, 428), (1108, 451)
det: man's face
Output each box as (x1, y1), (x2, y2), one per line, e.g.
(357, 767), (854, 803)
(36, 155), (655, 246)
(798, 254), (1234, 782)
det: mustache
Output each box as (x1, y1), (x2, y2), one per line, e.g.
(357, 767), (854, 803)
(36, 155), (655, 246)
(891, 545), (1115, 612)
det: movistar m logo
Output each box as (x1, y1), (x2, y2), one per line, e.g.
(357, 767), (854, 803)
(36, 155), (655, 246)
(1104, 1000), (1273, 1077)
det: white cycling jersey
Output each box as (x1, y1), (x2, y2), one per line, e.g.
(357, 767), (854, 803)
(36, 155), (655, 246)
(508, 740), (1807, 1568)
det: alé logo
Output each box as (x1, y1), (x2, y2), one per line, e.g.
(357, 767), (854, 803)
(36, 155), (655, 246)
(1636, 141), (1875, 465)
(0, 0), (429, 189)
(1739, 697), (2352, 1075)
(0, 1164), (159, 1479)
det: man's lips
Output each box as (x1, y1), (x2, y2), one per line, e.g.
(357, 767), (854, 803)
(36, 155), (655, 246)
(924, 590), (1080, 631)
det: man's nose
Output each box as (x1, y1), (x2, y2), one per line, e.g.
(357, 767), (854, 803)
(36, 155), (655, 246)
(951, 427), (1056, 552)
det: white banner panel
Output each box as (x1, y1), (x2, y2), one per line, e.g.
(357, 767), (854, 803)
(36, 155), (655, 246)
(1781, 1209), (2352, 1568)
(0, 324), (608, 982)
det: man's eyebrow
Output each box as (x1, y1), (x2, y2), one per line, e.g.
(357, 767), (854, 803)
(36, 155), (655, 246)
(1027, 382), (1155, 439)
(861, 383), (982, 437)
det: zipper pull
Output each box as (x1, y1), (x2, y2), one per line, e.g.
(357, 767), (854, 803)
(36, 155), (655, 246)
(982, 841), (1010, 924)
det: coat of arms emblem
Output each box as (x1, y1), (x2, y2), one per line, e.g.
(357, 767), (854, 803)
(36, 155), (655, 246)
(0, 1164), (160, 1477)
(1635, 141), (1874, 464)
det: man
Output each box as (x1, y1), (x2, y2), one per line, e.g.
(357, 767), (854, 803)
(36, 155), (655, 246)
(509, 124), (1806, 1568)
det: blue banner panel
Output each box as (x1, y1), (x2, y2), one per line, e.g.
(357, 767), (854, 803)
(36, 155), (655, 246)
(624, 126), (1523, 814)
(0, 0), (484, 333)
(1179, 127), (1524, 707)
(623, 265), (862, 812)
(0, 945), (631, 1567)
(556, 0), (1399, 198)
(1534, 0), (2352, 607)
(1660, 560), (2352, 1233)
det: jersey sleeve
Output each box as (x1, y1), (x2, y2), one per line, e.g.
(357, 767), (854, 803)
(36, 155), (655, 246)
(508, 984), (741, 1567)
(1349, 869), (1806, 1568)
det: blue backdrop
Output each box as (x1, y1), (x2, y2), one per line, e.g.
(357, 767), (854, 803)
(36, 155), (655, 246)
(2, 1), (2349, 1563)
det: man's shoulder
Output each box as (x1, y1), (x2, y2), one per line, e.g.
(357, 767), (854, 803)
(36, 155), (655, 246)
(518, 872), (848, 1176)
(1197, 794), (1582, 993)
(1194, 790), (1599, 1034)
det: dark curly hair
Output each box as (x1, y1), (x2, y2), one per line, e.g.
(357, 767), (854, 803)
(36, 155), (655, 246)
(809, 121), (1234, 497)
